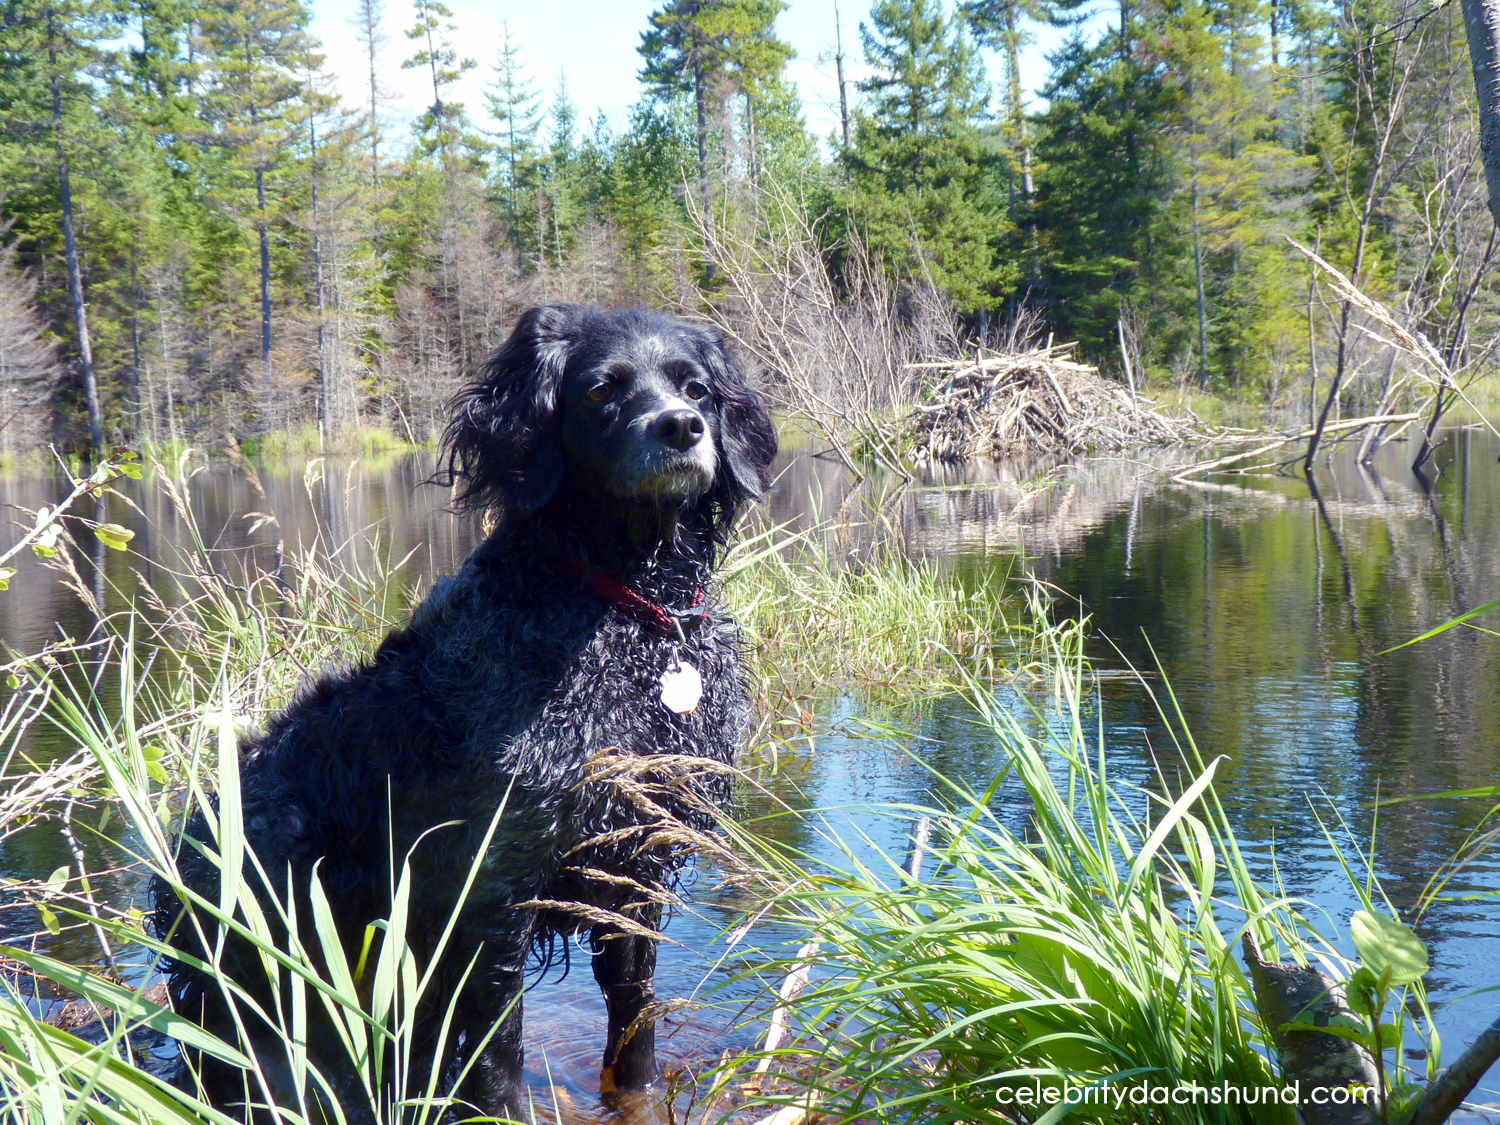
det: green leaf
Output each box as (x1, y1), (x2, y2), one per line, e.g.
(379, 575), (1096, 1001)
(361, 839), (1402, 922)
(0, 567), (15, 591)
(97, 805), (110, 834)
(144, 742), (169, 783)
(1351, 910), (1429, 986)
(44, 865), (68, 894)
(1345, 965), (1380, 1017)
(117, 461), (143, 479)
(0, 944), (255, 1070)
(93, 523), (134, 550)
(1380, 596), (1500, 653)
(37, 905), (59, 936)
(353, 922), (379, 983)
(5, 675), (18, 690)
(1376, 784), (1500, 806)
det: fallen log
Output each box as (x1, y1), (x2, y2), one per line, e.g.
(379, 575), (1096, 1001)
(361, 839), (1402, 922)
(1171, 412), (1422, 482)
(1242, 933), (1382, 1125)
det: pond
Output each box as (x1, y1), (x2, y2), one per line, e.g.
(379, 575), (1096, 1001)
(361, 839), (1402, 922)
(0, 424), (1496, 1118)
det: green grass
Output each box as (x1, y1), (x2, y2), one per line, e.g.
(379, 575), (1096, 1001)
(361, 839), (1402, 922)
(0, 467), (1449, 1124)
(236, 424), (422, 460)
(722, 523), (1062, 709)
(713, 628), (1443, 1124)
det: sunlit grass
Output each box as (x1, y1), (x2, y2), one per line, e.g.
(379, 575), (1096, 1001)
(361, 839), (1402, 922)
(0, 461), (1450, 1125)
(713, 628), (1352, 1125)
(722, 522), (1065, 707)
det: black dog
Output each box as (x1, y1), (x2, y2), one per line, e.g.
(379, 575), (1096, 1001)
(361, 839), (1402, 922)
(155, 305), (777, 1120)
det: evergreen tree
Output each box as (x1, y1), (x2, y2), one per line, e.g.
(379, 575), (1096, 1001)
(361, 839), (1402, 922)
(195, 0), (314, 426)
(0, 0), (118, 449)
(351, 0), (389, 186)
(846, 0), (1011, 309)
(603, 101), (693, 295)
(401, 0), (475, 158)
(1032, 32), (1185, 362)
(484, 23), (542, 270)
(640, 0), (728, 274)
(714, 0), (794, 185)
(545, 72), (582, 264)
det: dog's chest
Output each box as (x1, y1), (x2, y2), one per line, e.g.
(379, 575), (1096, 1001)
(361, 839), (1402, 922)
(545, 615), (741, 759)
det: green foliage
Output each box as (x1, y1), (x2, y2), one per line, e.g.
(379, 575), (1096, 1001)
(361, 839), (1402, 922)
(0, 0), (1492, 447)
(401, 0), (476, 155)
(842, 0), (1015, 310)
(732, 629), (1307, 1123)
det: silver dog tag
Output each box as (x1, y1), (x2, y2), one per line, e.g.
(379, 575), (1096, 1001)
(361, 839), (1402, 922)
(659, 660), (703, 714)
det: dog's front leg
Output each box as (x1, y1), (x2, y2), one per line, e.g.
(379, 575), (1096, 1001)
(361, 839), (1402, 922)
(590, 916), (660, 1092)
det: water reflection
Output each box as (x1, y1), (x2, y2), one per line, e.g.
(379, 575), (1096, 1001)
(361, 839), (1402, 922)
(0, 426), (1496, 1111)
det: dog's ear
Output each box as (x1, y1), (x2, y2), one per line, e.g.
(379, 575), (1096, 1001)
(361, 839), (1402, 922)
(441, 306), (578, 515)
(694, 328), (778, 501)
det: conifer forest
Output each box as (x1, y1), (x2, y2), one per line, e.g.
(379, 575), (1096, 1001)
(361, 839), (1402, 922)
(0, 0), (1495, 454)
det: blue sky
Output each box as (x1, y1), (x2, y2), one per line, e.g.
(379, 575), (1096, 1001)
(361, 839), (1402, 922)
(307, 0), (1083, 152)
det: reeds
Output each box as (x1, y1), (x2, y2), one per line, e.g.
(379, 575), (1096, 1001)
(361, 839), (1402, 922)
(0, 463), (1449, 1124)
(712, 624), (1439, 1125)
(721, 522), (1060, 709)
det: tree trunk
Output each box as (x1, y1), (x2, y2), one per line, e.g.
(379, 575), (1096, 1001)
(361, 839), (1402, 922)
(258, 166), (271, 428)
(129, 257), (142, 443)
(1192, 173), (1208, 389)
(692, 21), (714, 281)
(247, 37), (272, 431)
(1461, 0), (1500, 225)
(310, 101), (329, 444)
(48, 8), (102, 455)
(834, 0), (851, 149)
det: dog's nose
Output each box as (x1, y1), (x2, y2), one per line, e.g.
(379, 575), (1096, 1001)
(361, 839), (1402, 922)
(652, 409), (705, 451)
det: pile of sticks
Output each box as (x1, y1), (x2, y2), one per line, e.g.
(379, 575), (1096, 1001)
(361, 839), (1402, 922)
(907, 344), (1201, 463)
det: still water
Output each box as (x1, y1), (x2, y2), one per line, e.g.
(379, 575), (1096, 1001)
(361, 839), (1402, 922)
(0, 426), (1496, 1114)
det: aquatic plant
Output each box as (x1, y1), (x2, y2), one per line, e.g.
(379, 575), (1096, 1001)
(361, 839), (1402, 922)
(0, 461), (1469, 1124)
(721, 520), (1051, 707)
(719, 623), (1448, 1125)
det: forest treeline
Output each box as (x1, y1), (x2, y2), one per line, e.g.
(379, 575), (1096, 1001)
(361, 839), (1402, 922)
(0, 0), (1492, 453)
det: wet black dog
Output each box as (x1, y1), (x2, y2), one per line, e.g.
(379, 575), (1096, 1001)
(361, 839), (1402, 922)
(154, 305), (777, 1120)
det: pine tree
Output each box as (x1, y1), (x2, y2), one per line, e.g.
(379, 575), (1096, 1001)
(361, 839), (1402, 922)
(962, 0), (1056, 271)
(847, 0), (1011, 309)
(545, 72), (582, 266)
(0, 0), (115, 450)
(1032, 31), (1185, 362)
(195, 0), (314, 428)
(351, 0), (389, 186)
(713, 0), (793, 186)
(401, 0), (475, 158)
(640, 0), (727, 275)
(484, 23), (542, 270)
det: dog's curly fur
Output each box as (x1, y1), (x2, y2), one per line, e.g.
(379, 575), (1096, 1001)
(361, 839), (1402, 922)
(153, 305), (777, 1120)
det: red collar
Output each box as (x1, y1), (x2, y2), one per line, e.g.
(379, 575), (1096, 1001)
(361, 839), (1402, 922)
(561, 558), (706, 639)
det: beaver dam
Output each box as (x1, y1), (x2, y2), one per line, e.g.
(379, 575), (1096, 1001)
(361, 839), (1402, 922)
(907, 343), (1204, 464)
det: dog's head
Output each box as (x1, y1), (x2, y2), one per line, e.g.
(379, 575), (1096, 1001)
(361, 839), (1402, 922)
(441, 305), (777, 528)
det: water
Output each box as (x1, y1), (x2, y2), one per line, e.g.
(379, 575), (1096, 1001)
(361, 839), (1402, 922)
(0, 428), (1496, 1115)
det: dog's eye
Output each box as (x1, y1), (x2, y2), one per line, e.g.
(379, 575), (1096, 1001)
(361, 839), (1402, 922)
(586, 383), (615, 404)
(684, 380), (710, 401)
